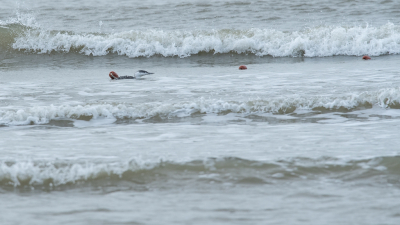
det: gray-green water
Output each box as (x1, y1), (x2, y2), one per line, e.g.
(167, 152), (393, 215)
(1, 0), (400, 224)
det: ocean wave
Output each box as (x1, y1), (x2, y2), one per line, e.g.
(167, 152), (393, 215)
(1, 88), (400, 126)
(2, 16), (400, 58)
(1, 156), (399, 190)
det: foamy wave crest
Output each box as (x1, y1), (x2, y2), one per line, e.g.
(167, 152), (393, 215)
(11, 23), (400, 57)
(1, 156), (399, 189)
(0, 159), (153, 188)
(1, 88), (400, 126)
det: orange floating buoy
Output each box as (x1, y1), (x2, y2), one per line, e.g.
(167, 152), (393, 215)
(109, 71), (119, 79)
(362, 55), (371, 60)
(239, 65), (247, 70)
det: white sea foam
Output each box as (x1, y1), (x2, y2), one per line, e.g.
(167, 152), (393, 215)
(10, 22), (400, 57)
(0, 11), (39, 28)
(1, 88), (400, 126)
(0, 160), (148, 187)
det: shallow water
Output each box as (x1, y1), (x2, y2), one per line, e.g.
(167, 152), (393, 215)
(1, 0), (400, 224)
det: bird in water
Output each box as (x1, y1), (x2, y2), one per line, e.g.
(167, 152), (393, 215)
(109, 70), (154, 80)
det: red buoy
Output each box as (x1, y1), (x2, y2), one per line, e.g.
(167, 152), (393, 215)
(109, 71), (119, 79)
(362, 55), (371, 60)
(239, 65), (247, 70)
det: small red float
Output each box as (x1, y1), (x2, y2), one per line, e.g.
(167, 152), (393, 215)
(362, 55), (371, 60)
(109, 71), (119, 79)
(239, 65), (247, 70)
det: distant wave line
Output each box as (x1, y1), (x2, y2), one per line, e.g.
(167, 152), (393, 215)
(2, 22), (400, 58)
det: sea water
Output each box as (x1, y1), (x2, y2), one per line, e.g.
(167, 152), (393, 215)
(1, 0), (400, 224)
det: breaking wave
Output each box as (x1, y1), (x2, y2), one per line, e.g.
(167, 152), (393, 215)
(2, 12), (400, 58)
(1, 88), (400, 126)
(1, 156), (399, 190)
